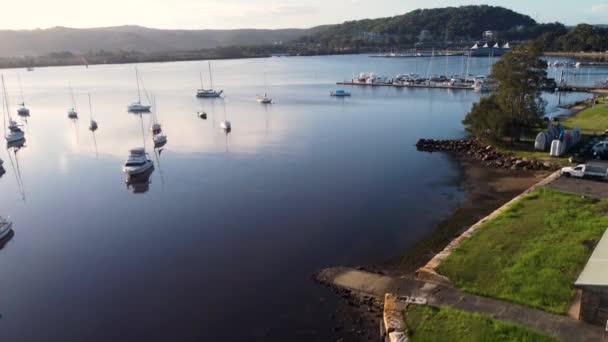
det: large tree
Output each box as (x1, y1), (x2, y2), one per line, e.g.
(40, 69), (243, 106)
(463, 43), (547, 144)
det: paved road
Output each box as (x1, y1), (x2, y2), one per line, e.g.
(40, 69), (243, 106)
(549, 176), (608, 199)
(317, 267), (608, 342)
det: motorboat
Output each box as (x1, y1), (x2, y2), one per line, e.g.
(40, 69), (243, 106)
(122, 148), (154, 176)
(196, 89), (223, 98)
(127, 101), (151, 113)
(196, 62), (223, 98)
(330, 89), (351, 97)
(220, 120), (232, 130)
(128, 67), (151, 113)
(0, 216), (13, 240)
(257, 93), (272, 104)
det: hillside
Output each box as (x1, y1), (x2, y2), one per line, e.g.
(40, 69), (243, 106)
(0, 25), (329, 57)
(297, 5), (551, 46)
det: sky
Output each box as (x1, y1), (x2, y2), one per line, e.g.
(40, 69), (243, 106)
(2, 0), (607, 30)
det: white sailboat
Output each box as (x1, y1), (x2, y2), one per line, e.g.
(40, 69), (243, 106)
(88, 93), (98, 131)
(128, 67), (152, 112)
(256, 73), (272, 104)
(67, 83), (78, 119)
(196, 62), (223, 98)
(16, 75), (30, 117)
(2, 76), (25, 144)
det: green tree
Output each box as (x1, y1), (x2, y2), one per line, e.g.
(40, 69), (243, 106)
(463, 43), (547, 144)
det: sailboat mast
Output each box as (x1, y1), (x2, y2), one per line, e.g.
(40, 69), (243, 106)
(88, 93), (93, 120)
(69, 82), (77, 111)
(208, 62), (214, 89)
(1, 76), (6, 135)
(17, 74), (25, 104)
(135, 67), (142, 103)
(199, 71), (204, 89)
(2, 75), (11, 121)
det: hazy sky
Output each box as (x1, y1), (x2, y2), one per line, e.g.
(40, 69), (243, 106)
(3, 0), (607, 30)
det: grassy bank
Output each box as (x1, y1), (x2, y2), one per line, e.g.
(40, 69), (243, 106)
(437, 188), (608, 314)
(404, 305), (557, 342)
(493, 98), (608, 165)
(562, 98), (608, 135)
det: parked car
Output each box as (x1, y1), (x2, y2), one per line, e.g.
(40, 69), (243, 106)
(561, 163), (608, 180)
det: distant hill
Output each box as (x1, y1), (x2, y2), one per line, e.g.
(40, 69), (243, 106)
(0, 25), (329, 57)
(296, 5), (545, 46)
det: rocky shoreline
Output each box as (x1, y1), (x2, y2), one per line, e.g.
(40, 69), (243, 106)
(416, 138), (560, 171)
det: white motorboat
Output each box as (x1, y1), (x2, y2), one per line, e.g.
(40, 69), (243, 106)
(0, 216), (13, 240)
(196, 89), (223, 98)
(257, 93), (272, 104)
(330, 89), (351, 97)
(128, 67), (152, 112)
(220, 120), (231, 130)
(196, 62), (223, 98)
(122, 148), (154, 176)
(128, 101), (151, 113)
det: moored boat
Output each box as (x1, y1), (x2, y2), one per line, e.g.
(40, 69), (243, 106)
(122, 148), (154, 176)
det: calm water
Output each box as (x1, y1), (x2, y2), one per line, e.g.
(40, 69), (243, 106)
(0, 55), (590, 341)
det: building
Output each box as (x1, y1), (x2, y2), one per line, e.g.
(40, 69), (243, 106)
(575, 229), (608, 326)
(482, 30), (495, 40)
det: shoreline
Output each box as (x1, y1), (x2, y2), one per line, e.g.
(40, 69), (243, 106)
(323, 154), (550, 340)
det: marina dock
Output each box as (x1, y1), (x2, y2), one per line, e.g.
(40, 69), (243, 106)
(336, 81), (475, 90)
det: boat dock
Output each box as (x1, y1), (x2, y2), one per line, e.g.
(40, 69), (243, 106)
(336, 81), (474, 91)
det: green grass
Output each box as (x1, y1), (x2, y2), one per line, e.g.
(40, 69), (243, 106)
(405, 306), (557, 342)
(562, 99), (608, 135)
(494, 142), (572, 166)
(437, 188), (608, 314)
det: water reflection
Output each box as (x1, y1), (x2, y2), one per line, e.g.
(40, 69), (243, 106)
(125, 165), (155, 194)
(6, 140), (26, 201)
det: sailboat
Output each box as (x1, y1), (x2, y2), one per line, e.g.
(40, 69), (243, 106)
(256, 73), (272, 104)
(196, 62), (223, 98)
(128, 67), (152, 112)
(220, 100), (231, 132)
(2, 76), (25, 144)
(151, 97), (167, 148)
(88, 93), (98, 131)
(16, 75), (30, 117)
(67, 83), (78, 119)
